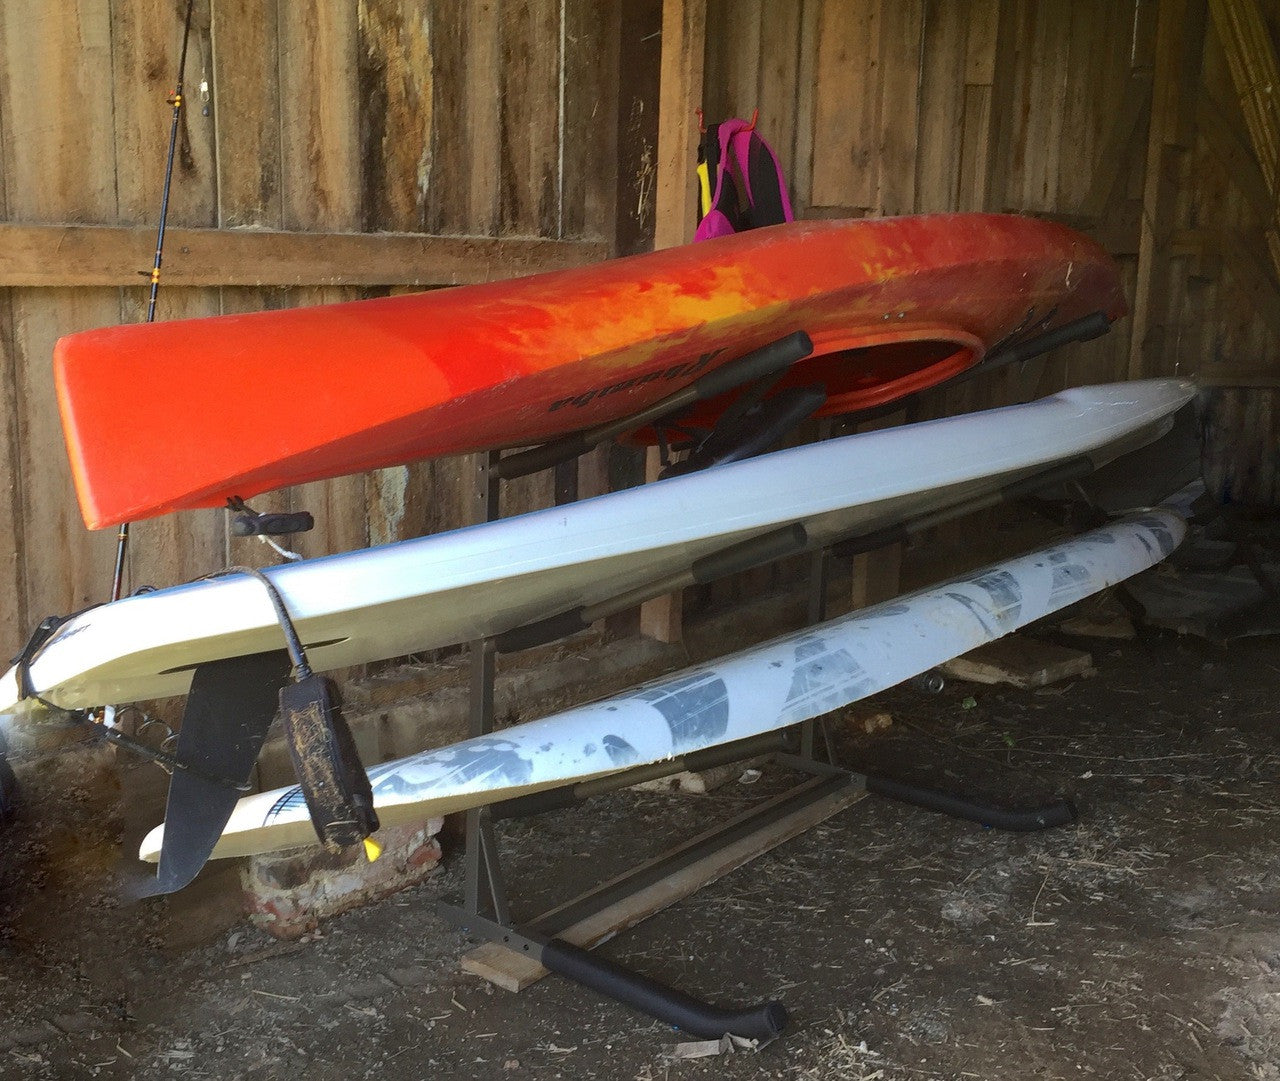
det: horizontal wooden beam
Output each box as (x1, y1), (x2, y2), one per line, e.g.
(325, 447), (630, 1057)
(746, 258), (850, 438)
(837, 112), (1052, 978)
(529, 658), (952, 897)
(0, 223), (610, 288)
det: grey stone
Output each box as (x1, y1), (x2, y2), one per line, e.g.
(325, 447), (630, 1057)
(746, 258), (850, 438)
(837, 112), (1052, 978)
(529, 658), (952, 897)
(344, 976), (392, 1001)
(386, 965), (432, 988)
(52, 1012), (98, 1035)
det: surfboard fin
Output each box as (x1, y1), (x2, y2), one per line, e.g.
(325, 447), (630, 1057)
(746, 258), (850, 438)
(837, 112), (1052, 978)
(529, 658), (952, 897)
(279, 674), (380, 850)
(144, 650), (292, 896)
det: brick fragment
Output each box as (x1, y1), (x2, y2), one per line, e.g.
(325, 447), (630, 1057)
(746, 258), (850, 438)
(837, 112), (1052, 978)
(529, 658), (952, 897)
(244, 819), (443, 940)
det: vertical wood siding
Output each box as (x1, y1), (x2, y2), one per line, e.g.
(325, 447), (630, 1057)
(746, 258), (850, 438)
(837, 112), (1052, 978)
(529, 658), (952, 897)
(0, 0), (620, 659)
(0, 0), (1277, 665)
(702, 0), (1279, 425)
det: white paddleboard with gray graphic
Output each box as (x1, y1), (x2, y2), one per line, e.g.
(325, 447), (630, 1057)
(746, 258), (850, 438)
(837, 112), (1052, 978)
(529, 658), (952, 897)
(140, 507), (1185, 862)
(2, 380), (1192, 712)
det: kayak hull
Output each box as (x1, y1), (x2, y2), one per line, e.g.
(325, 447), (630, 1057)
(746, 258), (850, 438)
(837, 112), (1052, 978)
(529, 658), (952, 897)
(55, 214), (1126, 528)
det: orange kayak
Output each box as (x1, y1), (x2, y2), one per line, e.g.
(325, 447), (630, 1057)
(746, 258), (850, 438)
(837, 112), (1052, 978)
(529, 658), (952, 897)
(55, 214), (1125, 529)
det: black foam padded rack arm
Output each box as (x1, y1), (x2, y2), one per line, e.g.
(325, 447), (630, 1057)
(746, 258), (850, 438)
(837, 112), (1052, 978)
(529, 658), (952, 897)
(494, 331), (814, 480)
(541, 937), (788, 1041)
(866, 774), (1078, 832)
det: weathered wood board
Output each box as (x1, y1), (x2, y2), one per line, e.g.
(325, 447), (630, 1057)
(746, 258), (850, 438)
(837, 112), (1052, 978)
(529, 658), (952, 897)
(941, 636), (1095, 690)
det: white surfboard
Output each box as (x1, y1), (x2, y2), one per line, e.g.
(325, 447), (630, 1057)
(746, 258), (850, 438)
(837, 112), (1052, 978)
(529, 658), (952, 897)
(140, 505), (1186, 862)
(3, 380), (1193, 713)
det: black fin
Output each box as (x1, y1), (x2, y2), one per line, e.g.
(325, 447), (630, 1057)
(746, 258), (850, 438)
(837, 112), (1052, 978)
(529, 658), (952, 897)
(144, 650), (291, 896)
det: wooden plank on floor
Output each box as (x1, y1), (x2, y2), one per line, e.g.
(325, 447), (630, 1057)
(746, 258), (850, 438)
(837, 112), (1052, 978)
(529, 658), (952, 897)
(462, 777), (866, 991)
(941, 636), (1095, 689)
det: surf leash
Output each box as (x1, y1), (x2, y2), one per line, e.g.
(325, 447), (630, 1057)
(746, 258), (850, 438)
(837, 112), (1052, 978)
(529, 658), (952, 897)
(222, 566), (382, 861)
(7, 606), (258, 793)
(109, 0), (197, 604)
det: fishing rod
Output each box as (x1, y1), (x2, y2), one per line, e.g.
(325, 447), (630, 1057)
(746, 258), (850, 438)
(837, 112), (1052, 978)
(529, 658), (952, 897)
(110, 0), (198, 603)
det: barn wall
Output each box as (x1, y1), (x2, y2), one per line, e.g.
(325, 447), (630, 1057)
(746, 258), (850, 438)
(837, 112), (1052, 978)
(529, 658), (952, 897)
(0, 0), (624, 661)
(698, 0), (1280, 419)
(1, 0), (1278, 665)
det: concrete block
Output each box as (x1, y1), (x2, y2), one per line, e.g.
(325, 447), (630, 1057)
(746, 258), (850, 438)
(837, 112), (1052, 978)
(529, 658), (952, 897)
(378, 693), (470, 761)
(348, 709), (382, 772)
(243, 819), (443, 940)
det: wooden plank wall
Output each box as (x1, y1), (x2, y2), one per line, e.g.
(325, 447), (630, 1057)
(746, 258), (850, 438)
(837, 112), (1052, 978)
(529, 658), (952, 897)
(0, 1), (620, 660)
(702, 0), (1280, 417)
(2, 0), (1279, 665)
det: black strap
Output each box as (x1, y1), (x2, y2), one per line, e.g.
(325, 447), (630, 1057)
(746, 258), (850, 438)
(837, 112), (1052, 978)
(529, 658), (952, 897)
(743, 133), (789, 229)
(212, 565), (313, 678)
(701, 122), (747, 232)
(10, 610), (100, 701)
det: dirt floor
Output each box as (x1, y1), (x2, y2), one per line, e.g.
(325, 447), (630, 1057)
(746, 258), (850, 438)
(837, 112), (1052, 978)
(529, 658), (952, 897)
(3, 616), (1280, 1080)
